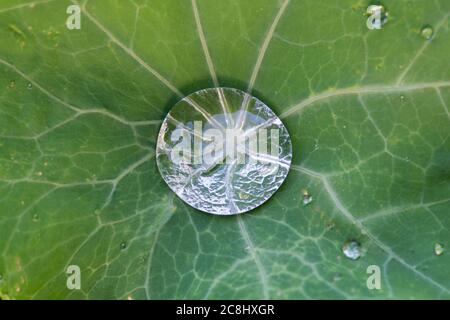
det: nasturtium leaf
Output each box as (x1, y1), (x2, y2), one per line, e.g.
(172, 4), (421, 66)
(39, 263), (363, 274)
(0, 0), (449, 299)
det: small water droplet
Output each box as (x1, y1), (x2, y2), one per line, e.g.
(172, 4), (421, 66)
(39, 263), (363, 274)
(434, 243), (444, 256)
(302, 190), (313, 206)
(400, 95), (405, 101)
(32, 213), (39, 222)
(9, 80), (16, 89)
(26, 82), (32, 89)
(120, 241), (127, 250)
(35, 171), (43, 177)
(342, 240), (361, 260)
(366, 5), (388, 30)
(421, 26), (434, 40)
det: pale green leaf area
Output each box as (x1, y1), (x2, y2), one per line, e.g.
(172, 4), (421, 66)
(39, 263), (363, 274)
(0, 0), (449, 299)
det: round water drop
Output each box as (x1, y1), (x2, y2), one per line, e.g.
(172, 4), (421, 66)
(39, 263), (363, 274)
(120, 241), (127, 250)
(366, 5), (388, 30)
(27, 83), (33, 89)
(421, 26), (434, 40)
(156, 88), (292, 215)
(32, 213), (39, 222)
(342, 240), (361, 260)
(9, 80), (16, 89)
(302, 190), (313, 206)
(434, 243), (444, 256)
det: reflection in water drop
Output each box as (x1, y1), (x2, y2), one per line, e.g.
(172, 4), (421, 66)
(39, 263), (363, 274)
(32, 213), (39, 222)
(156, 88), (292, 215)
(27, 83), (33, 89)
(434, 243), (444, 256)
(421, 26), (434, 40)
(238, 192), (250, 200)
(366, 5), (388, 30)
(342, 240), (361, 260)
(120, 242), (127, 250)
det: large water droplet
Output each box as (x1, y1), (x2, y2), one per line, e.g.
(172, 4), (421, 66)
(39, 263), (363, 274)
(434, 243), (444, 256)
(421, 26), (434, 40)
(342, 240), (361, 260)
(366, 5), (388, 30)
(156, 88), (292, 215)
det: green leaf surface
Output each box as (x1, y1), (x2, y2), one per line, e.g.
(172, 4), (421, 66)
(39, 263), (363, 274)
(0, 0), (449, 299)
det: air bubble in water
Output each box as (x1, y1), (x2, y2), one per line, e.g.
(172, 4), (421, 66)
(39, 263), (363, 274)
(342, 240), (361, 260)
(156, 88), (292, 215)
